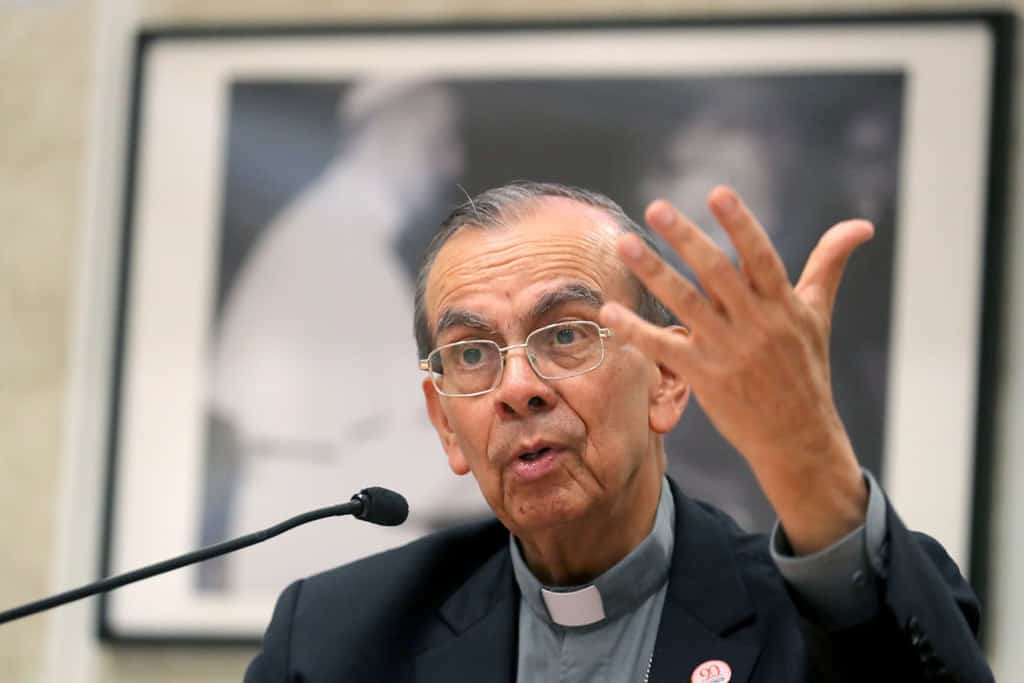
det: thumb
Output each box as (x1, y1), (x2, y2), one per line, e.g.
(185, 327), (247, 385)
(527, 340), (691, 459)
(795, 219), (874, 317)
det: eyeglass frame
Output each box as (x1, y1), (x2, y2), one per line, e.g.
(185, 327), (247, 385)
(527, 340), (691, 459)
(419, 320), (615, 398)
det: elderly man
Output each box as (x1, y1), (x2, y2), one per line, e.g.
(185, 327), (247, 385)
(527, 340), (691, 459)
(245, 182), (991, 682)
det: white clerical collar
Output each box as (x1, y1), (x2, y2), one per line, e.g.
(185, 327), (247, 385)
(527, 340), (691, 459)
(540, 584), (606, 627)
(509, 478), (676, 628)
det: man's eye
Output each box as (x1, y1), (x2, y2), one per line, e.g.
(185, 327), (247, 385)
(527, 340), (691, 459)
(555, 327), (577, 344)
(461, 346), (484, 365)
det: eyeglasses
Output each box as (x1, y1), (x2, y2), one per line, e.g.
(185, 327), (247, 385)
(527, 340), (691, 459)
(420, 320), (614, 397)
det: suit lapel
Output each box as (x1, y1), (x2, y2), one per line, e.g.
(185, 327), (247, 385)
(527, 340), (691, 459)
(413, 545), (519, 683)
(648, 482), (763, 682)
(412, 481), (764, 682)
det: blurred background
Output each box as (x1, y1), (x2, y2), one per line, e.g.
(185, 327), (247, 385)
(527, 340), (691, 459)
(0, 1), (1020, 681)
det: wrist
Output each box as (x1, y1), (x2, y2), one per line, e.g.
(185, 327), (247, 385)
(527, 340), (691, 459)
(756, 438), (868, 555)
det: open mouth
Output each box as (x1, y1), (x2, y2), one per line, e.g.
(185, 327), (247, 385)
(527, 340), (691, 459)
(519, 447), (552, 462)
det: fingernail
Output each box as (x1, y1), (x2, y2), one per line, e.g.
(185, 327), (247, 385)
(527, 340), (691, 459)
(620, 235), (644, 261)
(712, 188), (737, 213)
(601, 303), (623, 327)
(648, 202), (674, 229)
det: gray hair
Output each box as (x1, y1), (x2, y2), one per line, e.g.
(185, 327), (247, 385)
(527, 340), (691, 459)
(413, 181), (674, 359)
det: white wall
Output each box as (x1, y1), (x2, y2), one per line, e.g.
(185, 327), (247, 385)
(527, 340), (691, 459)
(0, 1), (1019, 681)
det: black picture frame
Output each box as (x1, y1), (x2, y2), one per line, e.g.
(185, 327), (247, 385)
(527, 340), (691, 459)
(99, 11), (1015, 642)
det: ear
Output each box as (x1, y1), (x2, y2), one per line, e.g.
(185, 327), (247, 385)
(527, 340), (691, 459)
(422, 378), (471, 476)
(648, 325), (691, 434)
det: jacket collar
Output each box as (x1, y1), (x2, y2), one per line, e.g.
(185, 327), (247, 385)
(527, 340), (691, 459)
(413, 477), (762, 682)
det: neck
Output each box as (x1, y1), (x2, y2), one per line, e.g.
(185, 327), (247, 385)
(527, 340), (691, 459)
(517, 445), (665, 586)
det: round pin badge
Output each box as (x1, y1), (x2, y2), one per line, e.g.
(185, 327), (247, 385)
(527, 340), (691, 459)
(691, 659), (732, 683)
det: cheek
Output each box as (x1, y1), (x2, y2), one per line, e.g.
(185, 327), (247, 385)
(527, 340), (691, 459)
(447, 402), (494, 464)
(446, 405), (511, 511)
(575, 359), (653, 461)
(603, 350), (654, 416)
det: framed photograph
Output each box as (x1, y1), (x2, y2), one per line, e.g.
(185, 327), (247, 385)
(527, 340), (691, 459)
(100, 14), (1012, 640)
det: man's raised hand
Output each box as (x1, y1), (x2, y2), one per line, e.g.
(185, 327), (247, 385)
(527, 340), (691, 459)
(600, 186), (874, 554)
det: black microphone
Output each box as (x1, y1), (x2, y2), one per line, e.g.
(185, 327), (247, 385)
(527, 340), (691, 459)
(0, 486), (408, 625)
(351, 486), (409, 526)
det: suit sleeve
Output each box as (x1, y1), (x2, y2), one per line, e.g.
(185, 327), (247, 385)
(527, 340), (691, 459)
(795, 497), (992, 682)
(769, 467), (991, 681)
(875, 500), (991, 681)
(244, 579), (304, 683)
(771, 470), (887, 630)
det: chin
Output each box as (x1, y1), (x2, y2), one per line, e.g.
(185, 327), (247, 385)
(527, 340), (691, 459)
(504, 488), (594, 535)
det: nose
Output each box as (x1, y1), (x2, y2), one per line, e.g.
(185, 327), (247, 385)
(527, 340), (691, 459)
(491, 347), (557, 418)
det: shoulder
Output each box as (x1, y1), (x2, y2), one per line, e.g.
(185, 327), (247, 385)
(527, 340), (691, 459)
(291, 516), (509, 624)
(301, 515), (508, 593)
(246, 518), (511, 681)
(666, 482), (813, 632)
(687, 495), (784, 586)
(671, 482), (777, 573)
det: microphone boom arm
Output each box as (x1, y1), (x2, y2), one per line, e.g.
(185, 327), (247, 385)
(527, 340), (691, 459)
(0, 497), (370, 625)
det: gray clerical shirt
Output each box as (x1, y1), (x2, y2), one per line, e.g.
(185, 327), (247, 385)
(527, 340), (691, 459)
(510, 473), (888, 682)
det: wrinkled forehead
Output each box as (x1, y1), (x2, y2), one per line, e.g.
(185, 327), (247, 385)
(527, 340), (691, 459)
(424, 198), (629, 329)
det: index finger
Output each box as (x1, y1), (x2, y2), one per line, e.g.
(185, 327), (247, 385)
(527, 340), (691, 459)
(708, 186), (789, 298)
(599, 301), (695, 373)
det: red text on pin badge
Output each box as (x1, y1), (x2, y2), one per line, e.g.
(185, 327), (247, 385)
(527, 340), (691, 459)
(691, 659), (732, 683)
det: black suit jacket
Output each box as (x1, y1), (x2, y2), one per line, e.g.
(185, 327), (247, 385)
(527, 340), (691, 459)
(245, 479), (992, 682)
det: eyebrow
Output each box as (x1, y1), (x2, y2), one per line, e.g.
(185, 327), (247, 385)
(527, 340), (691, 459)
(528, 282), (604, 320)
(435, 308), (497, 339)
(434, 282), (604, 342)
